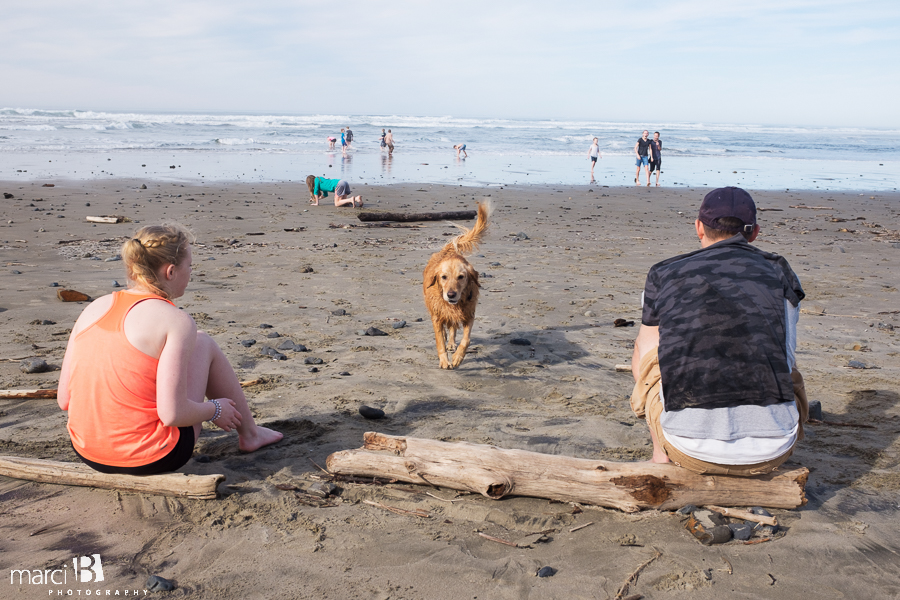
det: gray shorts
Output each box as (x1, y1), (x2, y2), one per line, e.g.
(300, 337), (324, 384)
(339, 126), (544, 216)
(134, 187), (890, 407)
(335, 180), (351, 196)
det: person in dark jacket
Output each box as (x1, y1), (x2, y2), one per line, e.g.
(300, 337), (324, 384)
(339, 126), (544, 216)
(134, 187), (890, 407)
(630, 187), (809, 475)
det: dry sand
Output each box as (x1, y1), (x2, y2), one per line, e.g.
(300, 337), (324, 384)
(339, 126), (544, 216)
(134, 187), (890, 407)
(1, 180), (899, 599)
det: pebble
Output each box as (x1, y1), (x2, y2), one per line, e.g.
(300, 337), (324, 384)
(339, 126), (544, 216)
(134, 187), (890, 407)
(193, 454), (210, 463)
(748, 507), (772, 517)
(293, 343), (309, 352)
(536, 566), (557, 578)
(490, 262), (501, 267)
(415, 318), (423, 322)
(614, 318), (635, 327)
(20, 358), (51, 373)
(272, 352), (287, 360)
(240, 339), (256, 347)
(755, 524), (779, 537)
(331, 309), (347, 316)
(584, 311), (596, 317)
(11, 270), (22, 275)
(104, 255), (121, 262)
(392, 320), (407, 329)
(233, 262), (243, 268)
(515, 232), (529, 240)
(112, 280), (121, 287)
(843, 342), (866, 351)
(260, 346), (277, 356)
(308, 367), (319, 373)
(359, 405), (385, 419)
(480, 272), (493, 278)
(848, 360), (868, 369)
(277, 340), (295, 351)
(365, 327), (388, 336)
(339, 371), (351, 376)
(145, 575), (176, 592)
(299, 266), (314, 273)
(304, 357), (324, 365)
(808, 399), (823, 421)
(308, 481), (337, 497)
(266, 331), (282, 338)
(676, 504), (698, 515)
(729, 523), (753, 541)
(356, 330), (367, 336)
(49, 282), (58, 287)
(833, 246), (846, 253)
(510, 338), (531, 346)
(259, 323), (273, 329)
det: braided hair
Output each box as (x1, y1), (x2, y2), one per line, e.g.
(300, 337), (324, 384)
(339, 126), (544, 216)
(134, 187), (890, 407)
(121, 223), (194, 298)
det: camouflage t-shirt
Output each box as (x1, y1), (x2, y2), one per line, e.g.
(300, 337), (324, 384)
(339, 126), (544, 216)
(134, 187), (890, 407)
(642, 235), (804, 412)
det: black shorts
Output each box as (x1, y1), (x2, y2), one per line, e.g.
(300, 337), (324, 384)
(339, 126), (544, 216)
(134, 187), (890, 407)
(73, 426), (196, 475)
(649, 158), (662, 172)
(591, 156), (598, 163)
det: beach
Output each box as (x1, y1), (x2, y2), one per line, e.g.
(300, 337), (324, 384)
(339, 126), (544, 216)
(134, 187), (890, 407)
(1, 179), (899, 599)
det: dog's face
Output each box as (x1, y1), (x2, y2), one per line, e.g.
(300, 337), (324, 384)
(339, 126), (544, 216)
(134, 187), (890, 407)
(431, 257), (479, 305)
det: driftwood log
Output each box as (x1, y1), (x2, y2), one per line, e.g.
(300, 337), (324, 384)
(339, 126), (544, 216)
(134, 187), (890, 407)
(0, 389), (58, 399)
(0, 456), (224, 499)
(1, 379), (265, 400)
(358, 210), (476, 223)
(326, 432), (809, 512)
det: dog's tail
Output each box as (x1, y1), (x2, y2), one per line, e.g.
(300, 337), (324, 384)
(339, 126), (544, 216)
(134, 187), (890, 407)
(448, 200), (492, 255)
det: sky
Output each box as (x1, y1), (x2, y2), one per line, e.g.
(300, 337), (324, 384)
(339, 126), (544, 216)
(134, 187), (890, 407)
(3, 1), (900, 127)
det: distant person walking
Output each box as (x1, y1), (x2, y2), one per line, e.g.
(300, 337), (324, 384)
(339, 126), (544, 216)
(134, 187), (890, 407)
(385, 129), (394, 155)
(588, 137), (602, 179)
(649, 131), (663, 186)
(340, 128), (347, 153)
(634, 130), (652, 186)
(454, 144), (468, 158)
(380, 129), (387, 150)
(345, 126), (353, 149)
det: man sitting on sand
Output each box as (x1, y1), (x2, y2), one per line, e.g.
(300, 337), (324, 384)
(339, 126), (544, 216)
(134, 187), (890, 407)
(630, 187), (809, 475)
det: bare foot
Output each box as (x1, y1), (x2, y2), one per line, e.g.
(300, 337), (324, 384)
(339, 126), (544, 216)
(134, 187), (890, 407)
(239, 426), (283, 453)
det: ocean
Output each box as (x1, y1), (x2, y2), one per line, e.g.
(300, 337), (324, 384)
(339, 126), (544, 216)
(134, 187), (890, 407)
(1, 108), (897, 190)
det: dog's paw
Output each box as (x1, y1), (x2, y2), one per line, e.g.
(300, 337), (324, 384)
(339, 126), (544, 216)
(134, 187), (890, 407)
(450, 352), (466, 368)
(439, 357), (451, 369)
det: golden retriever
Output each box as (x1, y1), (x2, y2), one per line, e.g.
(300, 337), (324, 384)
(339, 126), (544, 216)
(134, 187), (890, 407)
(422, 201), (491, 369)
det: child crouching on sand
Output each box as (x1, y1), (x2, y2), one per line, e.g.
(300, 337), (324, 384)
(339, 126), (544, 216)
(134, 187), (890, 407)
(306, 175), (363, 207)
(58, 223), (282, 475)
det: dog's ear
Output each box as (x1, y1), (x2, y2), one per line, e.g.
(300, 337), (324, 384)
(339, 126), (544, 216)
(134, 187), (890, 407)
(426, 274), (438, 289)
(466, 264), (480, 291)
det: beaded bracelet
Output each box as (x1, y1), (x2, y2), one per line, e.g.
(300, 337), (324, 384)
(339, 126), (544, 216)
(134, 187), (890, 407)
(207, 398), (222, 422)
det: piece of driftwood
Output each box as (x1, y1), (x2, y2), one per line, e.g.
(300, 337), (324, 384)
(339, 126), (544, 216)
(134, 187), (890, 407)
(57, 289), (91, 302)
(86, 216), (125, 224)
(789, 205), (832, 210)
(0, 389), (57, 399)
(705, 504), (777, 526)
(0, 456), (224, 499)
(5, 379), (263, 400)
(358, 210), (477, 223)
(615, 364), (632, 372)
(326, 432), (809, 512)
(329, 222), (424, 229)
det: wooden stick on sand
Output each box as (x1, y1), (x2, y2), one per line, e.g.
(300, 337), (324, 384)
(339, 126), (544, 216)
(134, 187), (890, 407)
(2, 379), (265, 400)
(327, 432), (810, 512)
(0, 456), (224, 499)
(705, 505), (777, 526)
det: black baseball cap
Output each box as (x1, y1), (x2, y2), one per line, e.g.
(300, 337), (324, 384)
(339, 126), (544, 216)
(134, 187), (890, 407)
(698, 186), (757, 233)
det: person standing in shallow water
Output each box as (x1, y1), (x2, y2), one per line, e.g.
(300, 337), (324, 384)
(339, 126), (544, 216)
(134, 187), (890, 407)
(588, 137), (602, 179)
(345, 126), (353, 150)
(384, 129), (394, 155)
(649, 131), (663, 186)
(634, 130), (652, 186)
(58, 224), (283, 475)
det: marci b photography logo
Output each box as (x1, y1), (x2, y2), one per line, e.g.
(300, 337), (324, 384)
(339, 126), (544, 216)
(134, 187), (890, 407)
(10, 553), (103, 586)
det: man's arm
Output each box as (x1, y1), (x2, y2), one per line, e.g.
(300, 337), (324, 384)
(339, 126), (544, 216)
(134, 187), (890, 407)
(634, 141), (640, 157)
(631, 324), (659, 382)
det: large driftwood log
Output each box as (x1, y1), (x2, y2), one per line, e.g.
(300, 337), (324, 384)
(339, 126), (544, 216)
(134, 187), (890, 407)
(2, 379), (265, 400)
(358, 210), (476, 223)
(0, 389), (58, 399)
(0, 456), (224, 499)
(326, 432), (808, 512)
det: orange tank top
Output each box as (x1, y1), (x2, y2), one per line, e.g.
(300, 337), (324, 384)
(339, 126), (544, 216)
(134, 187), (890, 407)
(66, 291), (180, 467)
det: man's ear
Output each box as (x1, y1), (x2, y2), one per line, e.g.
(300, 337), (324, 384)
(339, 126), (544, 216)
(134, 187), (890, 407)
(426, 275), (437, 288)
(695, 219), (705, 242)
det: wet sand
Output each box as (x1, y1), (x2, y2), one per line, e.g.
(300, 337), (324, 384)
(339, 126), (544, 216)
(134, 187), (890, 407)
(1, 180), (899, 599)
